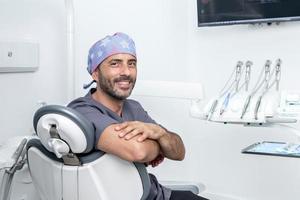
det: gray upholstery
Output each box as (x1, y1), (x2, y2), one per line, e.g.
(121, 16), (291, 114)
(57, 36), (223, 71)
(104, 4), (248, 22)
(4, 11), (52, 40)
(134, 163), (151, 200)
(26, 139), (105, 164)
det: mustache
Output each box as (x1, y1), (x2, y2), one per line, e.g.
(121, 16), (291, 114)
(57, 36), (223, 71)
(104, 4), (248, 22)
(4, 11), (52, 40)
(114, 75), (134, 83)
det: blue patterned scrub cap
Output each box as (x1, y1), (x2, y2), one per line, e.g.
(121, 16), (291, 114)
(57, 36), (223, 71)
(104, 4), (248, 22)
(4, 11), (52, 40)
(87, 32), (136, 75)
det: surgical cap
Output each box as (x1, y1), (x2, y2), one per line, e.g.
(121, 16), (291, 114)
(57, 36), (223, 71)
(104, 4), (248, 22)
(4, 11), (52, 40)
(87, 32), (136, 75)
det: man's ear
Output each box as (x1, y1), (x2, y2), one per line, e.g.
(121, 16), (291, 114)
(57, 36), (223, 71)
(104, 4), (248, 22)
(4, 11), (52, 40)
(91, 70), (99, 81)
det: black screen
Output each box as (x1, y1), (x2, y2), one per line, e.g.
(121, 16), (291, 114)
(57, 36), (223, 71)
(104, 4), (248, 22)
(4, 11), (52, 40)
(197, 0), (300, 26)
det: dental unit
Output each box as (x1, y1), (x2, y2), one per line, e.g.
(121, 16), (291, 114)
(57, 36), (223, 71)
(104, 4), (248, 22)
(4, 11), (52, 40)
(201, 58), (297, 126)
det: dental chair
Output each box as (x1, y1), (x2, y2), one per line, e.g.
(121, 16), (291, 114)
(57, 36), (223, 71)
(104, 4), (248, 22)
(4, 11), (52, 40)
(26, 105), (151, 200)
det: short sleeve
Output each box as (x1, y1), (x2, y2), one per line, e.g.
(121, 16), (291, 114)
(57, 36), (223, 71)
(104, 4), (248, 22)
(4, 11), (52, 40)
(70, 105), (118, 148)
(127, 100), (169, 132)
(125, 100), (157, 124)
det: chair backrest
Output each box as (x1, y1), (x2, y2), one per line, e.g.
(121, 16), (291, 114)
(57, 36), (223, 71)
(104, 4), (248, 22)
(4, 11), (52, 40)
(27, 105), (151, 200)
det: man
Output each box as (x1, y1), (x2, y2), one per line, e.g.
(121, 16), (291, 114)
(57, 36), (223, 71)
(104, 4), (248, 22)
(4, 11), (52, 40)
(68, 32), (208, 200)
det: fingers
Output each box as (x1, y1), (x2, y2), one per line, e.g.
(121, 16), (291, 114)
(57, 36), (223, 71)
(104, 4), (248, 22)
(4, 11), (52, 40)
(149, 155), (164, 167)
(116, 121), (143, 139)
(119, 126), (136, 138)
(116, 121), (135, 137)
(115, 121), (160, 142)
(124, 128), (143, 140)
(115, 122), (128, 131)
(151, 160), (160, 167)
(137, 133), (149, 142)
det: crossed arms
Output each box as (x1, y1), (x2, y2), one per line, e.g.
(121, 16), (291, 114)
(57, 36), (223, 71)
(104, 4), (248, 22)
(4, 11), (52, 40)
(97, 121), (185, 165)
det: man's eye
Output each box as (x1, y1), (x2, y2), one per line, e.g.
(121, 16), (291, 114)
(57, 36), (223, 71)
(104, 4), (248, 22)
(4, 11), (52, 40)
(110, 62), (118, 67)
(128, 62), (136, 68)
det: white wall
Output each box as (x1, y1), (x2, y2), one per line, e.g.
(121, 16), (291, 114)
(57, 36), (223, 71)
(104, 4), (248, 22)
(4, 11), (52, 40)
(73, 0), (300, 199)
(73, 0), (189, 96)
(0, 0), (68, 142)
(186, 1), (300, 199)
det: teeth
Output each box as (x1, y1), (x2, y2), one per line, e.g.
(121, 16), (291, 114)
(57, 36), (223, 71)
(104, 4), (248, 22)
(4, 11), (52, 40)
(116, 81), (131, 88)
(119, 80), (129, 82)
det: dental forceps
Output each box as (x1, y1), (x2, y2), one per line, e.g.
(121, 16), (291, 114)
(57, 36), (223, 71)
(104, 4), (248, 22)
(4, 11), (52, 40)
(254, 60), (272, 120)
(245, 61), (252, 92)
(235, 61), (243, 92)
(240, 61), (253, 119)
(219, 61), (243, 116)
(275, 59), (282, 91)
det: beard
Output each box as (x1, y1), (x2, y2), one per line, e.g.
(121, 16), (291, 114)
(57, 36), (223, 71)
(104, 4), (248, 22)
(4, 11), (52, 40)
(98, 71), (136, 100)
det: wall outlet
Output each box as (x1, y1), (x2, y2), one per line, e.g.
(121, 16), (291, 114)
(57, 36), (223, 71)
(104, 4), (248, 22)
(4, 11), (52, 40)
(0, 42), (39, 73)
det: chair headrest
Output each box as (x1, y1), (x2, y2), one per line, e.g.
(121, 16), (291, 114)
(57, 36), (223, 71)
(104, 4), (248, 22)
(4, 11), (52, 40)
(33, 105), (94, 155)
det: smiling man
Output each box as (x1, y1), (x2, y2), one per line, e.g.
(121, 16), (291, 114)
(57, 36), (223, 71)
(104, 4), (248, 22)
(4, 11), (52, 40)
(68, 32), (208, 200)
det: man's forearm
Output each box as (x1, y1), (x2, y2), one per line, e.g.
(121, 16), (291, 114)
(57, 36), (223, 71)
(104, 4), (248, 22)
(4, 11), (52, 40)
(158, 129), (185, 161)
(114, 121), (185, 161)
(98, 124), (160, 163)
(135, 139), (160, 163)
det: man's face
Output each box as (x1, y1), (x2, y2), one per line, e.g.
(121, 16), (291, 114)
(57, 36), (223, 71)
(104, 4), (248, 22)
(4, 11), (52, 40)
(93, 53), (137, 100)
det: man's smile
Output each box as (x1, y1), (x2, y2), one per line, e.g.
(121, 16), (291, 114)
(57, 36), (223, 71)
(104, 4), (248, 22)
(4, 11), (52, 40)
(115, 81), (132, 89)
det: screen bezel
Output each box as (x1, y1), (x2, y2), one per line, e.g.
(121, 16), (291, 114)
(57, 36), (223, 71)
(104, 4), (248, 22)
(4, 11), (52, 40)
(198, 16), (300, 27)
(197, 0), (300, 27)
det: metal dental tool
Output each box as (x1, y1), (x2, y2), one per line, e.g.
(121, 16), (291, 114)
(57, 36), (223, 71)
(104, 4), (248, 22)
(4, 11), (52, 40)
(207, 61), (243, 120)
(220, 92), (231, 115)
(219, 61), (243, 116)
(254, 60), (272, 120)
(235, 61), (243, 92)
(207, 99), (218, 120)
(0, 138), (27, 200)
(263, 60), (272, 91)
(245, 61), (252, 92)
(275, 59), (282, 91)
(254, 95), (263, 120)
(219, 61), (243, 97)
(240, 61), (253, 119)
(259, 59), (280, 91)
(241, 94), (252, 119)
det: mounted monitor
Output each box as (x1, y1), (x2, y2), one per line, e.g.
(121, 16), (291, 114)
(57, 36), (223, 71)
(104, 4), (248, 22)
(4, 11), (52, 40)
(197, 0), (300, 27)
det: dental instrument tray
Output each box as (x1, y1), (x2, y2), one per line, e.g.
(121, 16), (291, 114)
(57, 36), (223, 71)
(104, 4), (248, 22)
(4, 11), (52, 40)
(242, 141), (300, 158)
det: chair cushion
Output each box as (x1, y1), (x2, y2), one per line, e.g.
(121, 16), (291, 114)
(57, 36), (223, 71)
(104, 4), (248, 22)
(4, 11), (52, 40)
(33, 105), (94, 154)
(26, 139), (105, 164)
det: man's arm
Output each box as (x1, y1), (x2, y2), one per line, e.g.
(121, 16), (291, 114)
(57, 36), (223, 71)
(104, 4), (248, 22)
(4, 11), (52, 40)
(97, 123), (160, 163)
(157, 129), (185, 161)
(115, 121), (185, 161)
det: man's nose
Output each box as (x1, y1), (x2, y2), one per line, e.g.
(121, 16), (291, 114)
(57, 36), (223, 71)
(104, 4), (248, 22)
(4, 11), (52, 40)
(120, 64), (131, 75)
